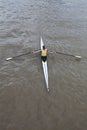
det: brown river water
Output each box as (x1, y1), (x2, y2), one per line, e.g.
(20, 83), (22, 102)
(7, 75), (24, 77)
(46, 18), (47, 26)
(0, 0), (87, 130)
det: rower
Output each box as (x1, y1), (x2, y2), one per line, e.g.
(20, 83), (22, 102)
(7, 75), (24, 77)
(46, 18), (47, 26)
(41, 45), (47, 62)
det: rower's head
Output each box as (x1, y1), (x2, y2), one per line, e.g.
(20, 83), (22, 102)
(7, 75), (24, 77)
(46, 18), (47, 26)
(43, 45), (45, 50)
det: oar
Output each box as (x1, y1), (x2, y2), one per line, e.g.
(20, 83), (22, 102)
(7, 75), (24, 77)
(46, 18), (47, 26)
(48, 51), (82, 59)
(6, 50), (41, 61)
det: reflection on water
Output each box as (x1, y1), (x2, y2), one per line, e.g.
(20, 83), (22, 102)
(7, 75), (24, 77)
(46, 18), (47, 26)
(0, 0), (87, 130)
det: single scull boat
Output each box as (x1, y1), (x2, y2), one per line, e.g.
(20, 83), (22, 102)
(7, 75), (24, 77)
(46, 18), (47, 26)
(6, 37), (81, 93)
(40, 37), (49, 92)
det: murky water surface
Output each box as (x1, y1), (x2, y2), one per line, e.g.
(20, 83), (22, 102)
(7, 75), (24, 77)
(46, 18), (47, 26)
(0, 0), (87, 129)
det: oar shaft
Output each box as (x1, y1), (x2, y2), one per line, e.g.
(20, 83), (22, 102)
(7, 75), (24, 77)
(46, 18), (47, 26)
(48, 51), (81, 59)
(56, 51), (74, 57)
(6, 52), (31, 61)
(56, 52), (81, 59)
(6, 49), (41, 61)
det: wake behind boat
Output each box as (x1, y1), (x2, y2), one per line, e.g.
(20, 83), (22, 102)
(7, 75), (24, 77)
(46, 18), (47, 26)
(40, 37), (49, 92)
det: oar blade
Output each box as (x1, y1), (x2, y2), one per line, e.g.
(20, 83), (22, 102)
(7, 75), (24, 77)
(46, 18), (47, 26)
(75, 55), (82, 59)
(6, 57), (12, 61)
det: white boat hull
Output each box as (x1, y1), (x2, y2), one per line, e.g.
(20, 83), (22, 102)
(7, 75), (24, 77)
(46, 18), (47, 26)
(40, 37), (49, 92)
